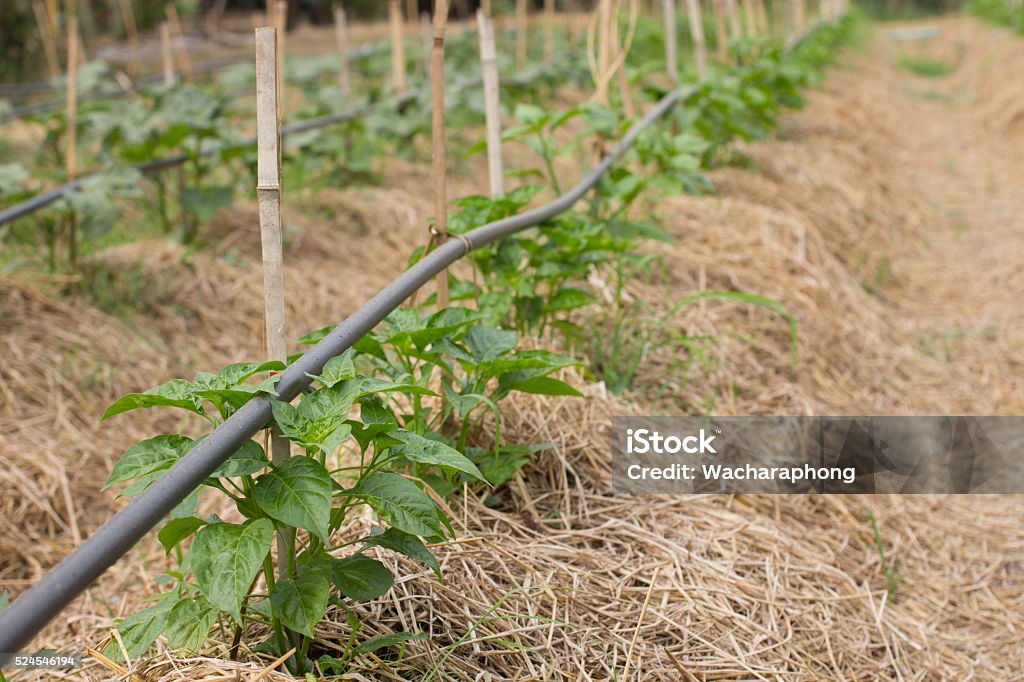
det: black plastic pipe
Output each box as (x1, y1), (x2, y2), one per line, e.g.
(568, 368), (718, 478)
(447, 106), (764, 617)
(0, 86), (690, 664)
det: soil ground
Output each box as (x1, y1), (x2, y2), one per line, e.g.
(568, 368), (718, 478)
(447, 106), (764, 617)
(1, 13), (1022, 681)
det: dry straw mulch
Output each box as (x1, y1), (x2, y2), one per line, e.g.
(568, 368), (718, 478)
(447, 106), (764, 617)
(3, 14), (1023, 681)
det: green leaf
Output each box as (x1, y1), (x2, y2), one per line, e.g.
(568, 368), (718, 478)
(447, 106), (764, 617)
(270, 563), (331, 637)
(0, 590), (9, 613)
(254, 458), (332, 543)
(158, 516), (207, 554)
(297, 325), (335, 345)
(210, 439), (269, 478)
(102, 379), (205, 420)
(182, 185), (234, 223)
(390, 431), (486, 483)
(507, 376), (582, 397)
(164, 595), (217, 652)
(191, 519), (274, 622)
(343, 473), (444, 538)
(360, 527), (440, 577)
(544, 287), (594, 312)
(353, 631), (427, 655)
(104, 435), (192, 489)
(331, 555), (394, 602)
(107, 593), (177, 661)
(465, 326), (519, 363)
(312, 350), (357, 387)
(217, 360), (285, 386)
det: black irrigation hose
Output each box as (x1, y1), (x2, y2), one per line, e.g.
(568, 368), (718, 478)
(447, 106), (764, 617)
(0, 84), (693, 665)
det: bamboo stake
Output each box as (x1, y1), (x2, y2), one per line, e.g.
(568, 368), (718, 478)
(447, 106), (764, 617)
(792, 0), (805, 33)
(686, 0), (707, 79)
(32, 0), (61, 80)
(421, 12), (432, 77)
(389, 0), (407, 95)
(165, 3), (193, 83)
(333, 4), (351, 97)
(615, 5), (636, 119)
(743, 0), (757, 36)
(406, 0), (418, 24)
(159, 22), (175, 85)
(117, 0), (142, 77)
(66, 15), (79, 266)
(516, 0), (528, 71)
(713, 0), (728, 61)
(275, 0), (287, 116)
(432, 0), (451, 308)
(755, 0), (770, 35)
(545, 0), (556, 61)
(482, 0), (492, 16)
(477, 9), (503, 198)
(724, 0), (743, 40)
(595, 0), (613, 104)
(254, 30), (290, 566)
(662, 0), (678, 87)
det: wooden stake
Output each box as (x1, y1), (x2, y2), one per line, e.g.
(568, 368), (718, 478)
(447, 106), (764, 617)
(755, 0), (770, 35)
(117, 0), (142, 77)
(662, 0), (678, 87)
(389, 0), (407, 95)
(686, 0), (707, 79)
(482, 0), (492, 16)
(66, 15), (79, 266)
(31, 1), (60, 80)
(159, 22), (175, 85)
(406, 0), (418, 24)
(792, 0), (805, 33)
(432, 0), (451, 308)
(724, 0), (742, 41)
(713, 0), (728, 61)
(615, 12), (636, 119)
(165, 3), (193, 83)
(595, 0), (613, 104)
(275, 0), (287, 115)
(421, 11), (432, 77)
(477, 9), (503, 198)
(254, 26), (290, 478)
(516, 0), (528, 71)
(544, 0), (556, 61)
(743, 0), (757, 36)
(333, 4), (351, 97)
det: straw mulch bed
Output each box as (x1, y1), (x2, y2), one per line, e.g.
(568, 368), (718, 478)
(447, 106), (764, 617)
(2, 14), (1023, 681)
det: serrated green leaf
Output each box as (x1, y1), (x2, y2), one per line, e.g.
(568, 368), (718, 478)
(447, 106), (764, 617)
(360, 527), (440, 577)
(158, 516), (207, 554)
(104, 435), (192, 489)
(342, 473), (443, 538)
(254, 458), (332, 543)
(331, 555), (394, 602)
(270, 562), (331, 637)
(191, 519), (274, 622)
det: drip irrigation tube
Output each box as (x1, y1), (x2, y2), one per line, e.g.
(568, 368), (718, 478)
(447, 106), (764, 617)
(0, 84), (693, 665)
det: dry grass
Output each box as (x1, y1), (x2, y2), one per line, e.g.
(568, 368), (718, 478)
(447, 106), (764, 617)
(2, 14), (1024, 681)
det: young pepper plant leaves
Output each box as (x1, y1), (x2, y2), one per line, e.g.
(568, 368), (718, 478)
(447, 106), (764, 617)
(342, 473), (445, 539)
(331, 554), (394, 601)
(253, 457), (333, 544)
(103, 435), (192, 490)
(388, 430), (486, 483)
(102, 379), (206, 420)
(359, 527), (440, 578)
(190, 519), (274, 622)
(270, 561), (331, 638)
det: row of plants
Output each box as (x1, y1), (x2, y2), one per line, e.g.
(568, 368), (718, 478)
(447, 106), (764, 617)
(0, 23), (591, 270)
(93, 12), (859, 678)
(969, 0), (1024, 33)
